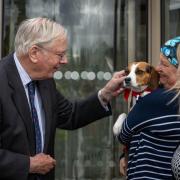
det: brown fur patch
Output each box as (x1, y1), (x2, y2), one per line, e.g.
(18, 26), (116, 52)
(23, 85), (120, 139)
(129, 61), (159, 90)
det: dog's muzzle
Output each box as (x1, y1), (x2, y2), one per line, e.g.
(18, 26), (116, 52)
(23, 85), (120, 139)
(124, 77), (131, 86)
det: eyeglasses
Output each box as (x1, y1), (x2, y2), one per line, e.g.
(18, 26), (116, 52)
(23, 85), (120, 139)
(37, 45), (67, 61)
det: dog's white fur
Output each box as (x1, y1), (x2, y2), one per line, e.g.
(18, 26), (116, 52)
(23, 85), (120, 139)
(113, 113), (127, 136)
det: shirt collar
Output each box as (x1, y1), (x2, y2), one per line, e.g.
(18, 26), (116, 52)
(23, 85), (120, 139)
(13, 52), (32, 86)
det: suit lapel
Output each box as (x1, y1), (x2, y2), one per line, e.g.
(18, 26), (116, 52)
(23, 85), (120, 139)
(37, 81), (52, 152)
(6, 56), (36, 154)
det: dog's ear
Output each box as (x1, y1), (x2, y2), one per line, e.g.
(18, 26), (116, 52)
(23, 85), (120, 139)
(148, 65), (159, 90)
(146, 65), (152, 74)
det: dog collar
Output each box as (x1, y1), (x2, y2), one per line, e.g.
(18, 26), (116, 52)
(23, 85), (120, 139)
(124, 88), (152, 101)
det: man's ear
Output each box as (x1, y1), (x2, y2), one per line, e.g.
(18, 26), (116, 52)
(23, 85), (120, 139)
(28, 45), (39, 63)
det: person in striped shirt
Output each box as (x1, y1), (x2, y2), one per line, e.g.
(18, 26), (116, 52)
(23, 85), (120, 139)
(118, 36), (180, 179)
(171, 39), (180, 180)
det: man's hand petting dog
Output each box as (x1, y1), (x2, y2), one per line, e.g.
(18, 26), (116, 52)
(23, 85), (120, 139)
(99, 70), (126, 104)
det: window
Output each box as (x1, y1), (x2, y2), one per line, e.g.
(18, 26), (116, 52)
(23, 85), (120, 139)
(161, 0), (180, 42)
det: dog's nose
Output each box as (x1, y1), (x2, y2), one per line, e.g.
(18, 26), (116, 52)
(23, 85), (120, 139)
(125, 77), (131, 84)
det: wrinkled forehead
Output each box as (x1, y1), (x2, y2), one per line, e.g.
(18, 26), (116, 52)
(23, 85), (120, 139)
(160, 53), (172, 65)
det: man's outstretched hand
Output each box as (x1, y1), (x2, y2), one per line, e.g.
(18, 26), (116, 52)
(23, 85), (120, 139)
(99, 70), (126, 103)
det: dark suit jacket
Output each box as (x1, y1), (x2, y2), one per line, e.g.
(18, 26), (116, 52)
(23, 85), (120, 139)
(0, 53), (112, 180)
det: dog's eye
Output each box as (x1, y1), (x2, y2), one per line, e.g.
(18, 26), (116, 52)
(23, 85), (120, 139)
(136, 69), (144, 75)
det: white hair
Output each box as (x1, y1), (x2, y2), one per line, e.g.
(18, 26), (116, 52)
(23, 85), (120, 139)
(172, 45), (180, 90)
(14, 17), (67, 56)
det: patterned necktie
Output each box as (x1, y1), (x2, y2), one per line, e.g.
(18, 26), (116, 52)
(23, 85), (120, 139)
(27, 81), (42, 154)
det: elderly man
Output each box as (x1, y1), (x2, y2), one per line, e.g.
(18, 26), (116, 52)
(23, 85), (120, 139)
(0, 17), (126, 180)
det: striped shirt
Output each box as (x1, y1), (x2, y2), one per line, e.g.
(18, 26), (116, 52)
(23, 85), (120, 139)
(118, 88), (180, 180)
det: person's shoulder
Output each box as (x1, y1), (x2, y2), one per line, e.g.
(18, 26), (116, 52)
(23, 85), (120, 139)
(145, 88), (175, 99)
(139, 87), (178, 108)
(0, 53), (13, 74)
(152, 88), (176, 100)
(0, 53), (14, 61)
(131, 87), (178, 117)
(0, 53), (14, 68)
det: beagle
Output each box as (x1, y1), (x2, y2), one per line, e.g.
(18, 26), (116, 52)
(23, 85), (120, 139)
(124, 61), (159, 93)
(113, 61), (159, 174)
(113, 61), (159, 136)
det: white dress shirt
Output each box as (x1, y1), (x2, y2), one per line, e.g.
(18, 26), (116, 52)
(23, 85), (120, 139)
(13, 53), (45, 152)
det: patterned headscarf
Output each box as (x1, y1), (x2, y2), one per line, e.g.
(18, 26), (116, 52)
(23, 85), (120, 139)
(160, 36), (180, 68)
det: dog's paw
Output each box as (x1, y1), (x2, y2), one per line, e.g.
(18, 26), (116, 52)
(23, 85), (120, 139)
(113, 113), (127, 136)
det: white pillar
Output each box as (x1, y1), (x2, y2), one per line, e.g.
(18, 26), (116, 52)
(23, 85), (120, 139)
(128, 0), (136, 60)
(148, 0), (161, 66)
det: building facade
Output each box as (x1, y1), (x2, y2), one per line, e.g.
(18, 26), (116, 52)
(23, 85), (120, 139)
(0, 0), (179, 179)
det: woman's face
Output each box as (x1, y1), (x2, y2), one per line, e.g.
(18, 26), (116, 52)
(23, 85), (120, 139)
(156, 53), (178, 89)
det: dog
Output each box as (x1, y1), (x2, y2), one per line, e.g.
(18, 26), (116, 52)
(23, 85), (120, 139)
(113, 62), (159, 175)
(113, 61), (159, 136)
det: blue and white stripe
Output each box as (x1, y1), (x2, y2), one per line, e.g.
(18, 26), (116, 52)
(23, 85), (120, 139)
(118, 88), (180, 180)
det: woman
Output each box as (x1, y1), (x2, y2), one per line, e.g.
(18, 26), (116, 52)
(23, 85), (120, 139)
(118, 36), (180, 179)
(171, 38), (180, 180)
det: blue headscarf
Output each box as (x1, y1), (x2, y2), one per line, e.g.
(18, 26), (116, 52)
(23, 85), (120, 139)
(160, 36), (180, 68)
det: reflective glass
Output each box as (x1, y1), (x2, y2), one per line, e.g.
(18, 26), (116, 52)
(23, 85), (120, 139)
(162, 0), (180, 41)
